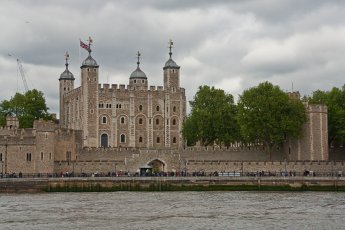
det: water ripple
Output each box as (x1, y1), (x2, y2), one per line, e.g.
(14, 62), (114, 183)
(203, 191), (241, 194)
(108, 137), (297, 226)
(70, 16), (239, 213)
(0, 192), (345, 229)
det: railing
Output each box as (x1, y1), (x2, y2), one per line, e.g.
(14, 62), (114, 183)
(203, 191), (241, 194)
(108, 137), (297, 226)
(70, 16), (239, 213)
(0, 170), (343, 179)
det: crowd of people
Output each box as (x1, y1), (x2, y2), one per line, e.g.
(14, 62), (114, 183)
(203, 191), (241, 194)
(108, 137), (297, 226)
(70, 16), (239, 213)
(0, 170), (342, 178)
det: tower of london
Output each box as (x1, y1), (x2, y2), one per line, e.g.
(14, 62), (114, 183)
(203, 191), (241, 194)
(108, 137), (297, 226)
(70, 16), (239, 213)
(59, 42), (186, 149)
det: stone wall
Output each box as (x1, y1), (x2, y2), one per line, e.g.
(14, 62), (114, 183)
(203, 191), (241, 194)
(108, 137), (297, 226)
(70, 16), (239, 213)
(54, 148), (345, 175)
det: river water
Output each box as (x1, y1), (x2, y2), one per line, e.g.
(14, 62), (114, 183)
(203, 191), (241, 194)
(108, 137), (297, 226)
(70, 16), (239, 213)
(0, 192), (344, 229)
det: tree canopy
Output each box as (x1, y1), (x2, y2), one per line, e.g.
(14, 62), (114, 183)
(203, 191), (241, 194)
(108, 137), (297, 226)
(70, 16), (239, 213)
(309, 86), (345, 145)
(237, 82), (307, 155)
(182, 85), (240, 147)
(0, 89), (51, 128)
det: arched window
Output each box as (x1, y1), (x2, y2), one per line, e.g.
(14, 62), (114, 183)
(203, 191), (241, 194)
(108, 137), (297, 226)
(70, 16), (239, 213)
(173, 137), (177, 143)
(173, 106), (176, 112)
(102, 116), (107, 124)
(40, 152), (44, 160)
(156, 105), (160, 111)
(139, 105), (143, 111)
(173, 119), (176, 125)
(101, 133), (108, 147)
(156, 118), (159, 125)
(139, 136), (143, 143)
(139, 118), (143, 125)
(156, 137), (160, 143)
(120, 134), (126, 143)
(120, 117), (125, 124)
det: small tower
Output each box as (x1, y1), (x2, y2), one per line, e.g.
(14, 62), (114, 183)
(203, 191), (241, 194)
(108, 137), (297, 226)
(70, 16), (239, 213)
(163, 39), (180, 91)
(129, 51), (148, 90)
(59, 52), (75, 128)
(80, 37), (99, 147)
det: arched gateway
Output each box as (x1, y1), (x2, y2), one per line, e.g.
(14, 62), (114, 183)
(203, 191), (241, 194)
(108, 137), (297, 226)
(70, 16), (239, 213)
(139, 159), (166, 175)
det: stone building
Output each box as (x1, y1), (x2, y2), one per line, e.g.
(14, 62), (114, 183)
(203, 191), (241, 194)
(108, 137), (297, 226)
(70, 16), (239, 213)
(285, 93), (328, 161)
(0, 41), (336, 176)
(0, 117), (82, 174)
(59, 42), (186, 149)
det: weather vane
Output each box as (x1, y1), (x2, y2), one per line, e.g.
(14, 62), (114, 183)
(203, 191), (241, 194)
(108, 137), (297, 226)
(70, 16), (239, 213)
(87, 36), (93, 46)
(137, 51), (141, 67)
(168, 39), (173, 58)
(64, 51), (69, 65)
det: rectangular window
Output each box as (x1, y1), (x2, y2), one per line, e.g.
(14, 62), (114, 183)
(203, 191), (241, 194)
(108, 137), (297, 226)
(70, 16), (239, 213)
(26, 153), (32, 162)
(41, 152), (44, 160)
(0, 153), (2, 161)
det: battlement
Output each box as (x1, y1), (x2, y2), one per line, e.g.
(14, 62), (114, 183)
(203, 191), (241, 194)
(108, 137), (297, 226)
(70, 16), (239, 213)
(33, 119), (57, 131)
(96, 83), (170, 93)
(287, 91), (301, 100)
(148, 86), (164, 91)
(305, 103), (327, 114)
(0, 135), (36, 145)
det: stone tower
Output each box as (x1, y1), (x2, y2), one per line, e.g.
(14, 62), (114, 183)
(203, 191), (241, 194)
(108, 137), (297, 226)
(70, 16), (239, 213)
(163, 40), (183, 148)
(163, 40), (180, 91)
(285, 92), (329, 161)
(59, 52), (75, 128)
(80, 47), (99, 147)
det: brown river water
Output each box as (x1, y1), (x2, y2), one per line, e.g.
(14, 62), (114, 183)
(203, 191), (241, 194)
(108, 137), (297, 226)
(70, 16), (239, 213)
(0, 192), (344, 229)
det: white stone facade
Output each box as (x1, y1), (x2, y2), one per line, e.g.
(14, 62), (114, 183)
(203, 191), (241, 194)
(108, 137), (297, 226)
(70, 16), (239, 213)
(59, 47), (186, 149)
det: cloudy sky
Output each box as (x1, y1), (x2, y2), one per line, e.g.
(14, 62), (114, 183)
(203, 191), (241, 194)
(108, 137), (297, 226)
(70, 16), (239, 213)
(1, 0), (345, 116)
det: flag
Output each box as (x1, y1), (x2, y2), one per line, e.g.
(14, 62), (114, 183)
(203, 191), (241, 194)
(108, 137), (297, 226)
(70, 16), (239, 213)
(80, 40), (90, 52)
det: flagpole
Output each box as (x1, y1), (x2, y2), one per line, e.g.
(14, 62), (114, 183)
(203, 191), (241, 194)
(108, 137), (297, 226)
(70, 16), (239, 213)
(78, 38), (81, 66)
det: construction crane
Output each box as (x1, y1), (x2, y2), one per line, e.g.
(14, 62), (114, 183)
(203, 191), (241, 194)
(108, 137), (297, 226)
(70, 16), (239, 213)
(8, 54), (30, 92)
(16, 58), (29, 92)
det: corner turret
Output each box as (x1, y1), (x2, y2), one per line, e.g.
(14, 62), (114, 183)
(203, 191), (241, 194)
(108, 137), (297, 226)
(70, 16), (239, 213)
(163, 40), (180, 91)
(59, 52), (75, 127)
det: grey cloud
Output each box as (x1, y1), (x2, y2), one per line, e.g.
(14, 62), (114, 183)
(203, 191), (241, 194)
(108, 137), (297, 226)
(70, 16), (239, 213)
(1, 0), (345, 115)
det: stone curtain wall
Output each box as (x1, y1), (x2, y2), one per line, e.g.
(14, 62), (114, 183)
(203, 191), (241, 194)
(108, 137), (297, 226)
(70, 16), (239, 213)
(54, 147), (345, 174)
(55, 159), (345, 175)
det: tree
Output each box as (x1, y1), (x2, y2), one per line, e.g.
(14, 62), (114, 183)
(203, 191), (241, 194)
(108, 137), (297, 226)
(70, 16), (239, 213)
(0, 89), (51, 128)
(237, 82), (307, 158)
(182, 85), (240, 147)
(309, 86), (345, 145)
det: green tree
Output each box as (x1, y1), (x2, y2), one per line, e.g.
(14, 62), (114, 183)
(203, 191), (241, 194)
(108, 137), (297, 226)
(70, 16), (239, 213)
(309, 86), (345, 145)
(0, 89), (51, 128)
(237, 82), (307, 158)
(182, 85), (240, 147)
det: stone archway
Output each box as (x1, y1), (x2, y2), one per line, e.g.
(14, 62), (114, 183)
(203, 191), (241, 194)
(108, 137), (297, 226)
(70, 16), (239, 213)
(148, 159), (166, 172)
(139, 159), (166, 175)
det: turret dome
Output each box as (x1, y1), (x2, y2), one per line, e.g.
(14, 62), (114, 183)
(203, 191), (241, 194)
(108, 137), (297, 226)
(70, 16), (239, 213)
(130, 51), (147, 80)
(164, 58), (179, 69)
(59, 67), (75, 80)
(130, 67), (147, 79)
(81, 53), (98, 68)
(163, 40), (180, 70)
(59, 53), (75, 80)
